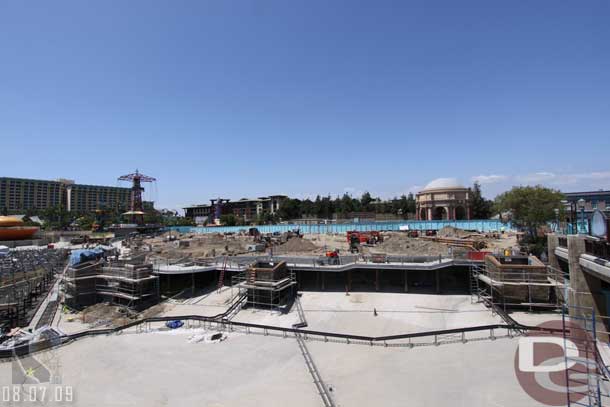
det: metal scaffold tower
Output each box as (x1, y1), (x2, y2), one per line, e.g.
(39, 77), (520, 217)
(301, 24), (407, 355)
(230, 261), (297, 313)
(469, 258), (565, 313)
(562, 304), (610, 406)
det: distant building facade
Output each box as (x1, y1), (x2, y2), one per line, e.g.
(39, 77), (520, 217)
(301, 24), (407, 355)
(0, 177), (132, 213)
(184, 195), (288, 224)
(416, 178), (472, 220)
(563, 190), (610, 223)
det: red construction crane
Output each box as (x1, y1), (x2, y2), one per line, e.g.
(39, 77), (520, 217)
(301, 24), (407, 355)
(118, 169), (156, 225)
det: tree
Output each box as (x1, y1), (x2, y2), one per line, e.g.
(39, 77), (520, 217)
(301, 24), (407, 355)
(360, 192), (373, 212)
(494, 185), (564, 239)
(41, 205), (71, 230)
(219, 214), (237, 226)
(278, 198), (302, 220)
(470, 182), (493, 219)
(75, 214), (95, 230)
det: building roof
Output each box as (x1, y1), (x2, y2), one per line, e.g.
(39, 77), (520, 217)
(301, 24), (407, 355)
(564, 190), (610, 199)
(422, 178), (465, 191)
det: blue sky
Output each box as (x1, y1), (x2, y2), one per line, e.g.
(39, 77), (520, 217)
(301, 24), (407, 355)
(1, 1), (609, 210)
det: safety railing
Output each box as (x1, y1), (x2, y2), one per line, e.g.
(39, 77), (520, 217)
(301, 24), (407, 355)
(0, 311), (566, 360)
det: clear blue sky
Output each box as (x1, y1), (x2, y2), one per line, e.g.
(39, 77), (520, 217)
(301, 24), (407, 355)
(1, 1), (609, 211)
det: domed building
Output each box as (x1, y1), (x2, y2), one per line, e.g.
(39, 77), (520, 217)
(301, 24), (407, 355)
(416, 178), (472, 220)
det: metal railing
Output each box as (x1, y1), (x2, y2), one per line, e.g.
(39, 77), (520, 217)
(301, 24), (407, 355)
(585, 239), (610, 262)
(0, 309), (565, 360)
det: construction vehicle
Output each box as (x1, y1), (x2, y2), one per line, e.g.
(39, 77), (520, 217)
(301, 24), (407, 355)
(325, 249), (340, 265)
(346, 231), (384, 245)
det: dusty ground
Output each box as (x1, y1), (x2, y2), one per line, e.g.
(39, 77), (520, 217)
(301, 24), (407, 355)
(147, 232), (254, 258)
(56, 303), (170, 334)
(142, 228), (519, 260)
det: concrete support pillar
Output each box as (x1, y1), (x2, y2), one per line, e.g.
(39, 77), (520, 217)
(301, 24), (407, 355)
(547, 234), (561, 271)
(375, 270), (380, 292)
(435, 270), (440, 294)
(321, 271), (325, 291)
(347, 270), (352, 292)
(404, 270), (408, 293)
(316, 271), (320, 290)
(567, 235), (608, 341)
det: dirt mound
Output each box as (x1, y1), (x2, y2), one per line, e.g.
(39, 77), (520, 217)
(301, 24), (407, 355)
(80, 303), (169, 328)
(437, 226), (471, 238)
(275, 237), (318, 253)
(373, 235), (451, 256)
(80, 303), (131, 326)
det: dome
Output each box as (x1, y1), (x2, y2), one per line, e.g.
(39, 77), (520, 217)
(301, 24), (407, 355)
(422, 178), (464, 191)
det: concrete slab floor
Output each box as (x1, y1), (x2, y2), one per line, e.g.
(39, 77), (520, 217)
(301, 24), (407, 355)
(0, 329), (546, 407)
(299, 291), (504, 336)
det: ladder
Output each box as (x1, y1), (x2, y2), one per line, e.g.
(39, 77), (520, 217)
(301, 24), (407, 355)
(217, 256), (228, 293)
(469, 264), (480, 304)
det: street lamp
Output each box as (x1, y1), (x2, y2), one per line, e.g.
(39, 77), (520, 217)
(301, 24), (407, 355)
(577, 198), (586, 234)
(553, 208), (559, 234)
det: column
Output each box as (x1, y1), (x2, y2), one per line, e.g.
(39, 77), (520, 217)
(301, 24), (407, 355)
(375, 270), (380, 291)
(547, 234), (561, 271)
(66, 186), (72, 212)
(347, 270), (352, 293)
(435, 270), (440, 294)
(566, 235), (608, 341)
(404, 270), (409, 293)
(427, 208), (433, 221)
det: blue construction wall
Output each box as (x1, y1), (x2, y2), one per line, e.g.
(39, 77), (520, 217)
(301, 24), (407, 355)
(167, 219), (512, 235)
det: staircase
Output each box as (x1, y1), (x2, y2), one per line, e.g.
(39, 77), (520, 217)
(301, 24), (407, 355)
(217, 256), (228, 293)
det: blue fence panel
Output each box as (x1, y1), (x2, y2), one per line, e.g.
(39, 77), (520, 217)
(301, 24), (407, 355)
(167, 219), (513, 235)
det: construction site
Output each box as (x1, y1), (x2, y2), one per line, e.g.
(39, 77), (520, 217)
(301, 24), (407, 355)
(0, 249), (66, 331)
(1, 209), (608, 406)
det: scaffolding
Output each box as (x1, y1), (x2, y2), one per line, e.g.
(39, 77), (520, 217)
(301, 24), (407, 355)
(470, 254), (566, 313)
(231, 260), (297, 312)
(0, 249), (64, 330)
(562, 304), (610, 406)
(64, 258), (159, 311)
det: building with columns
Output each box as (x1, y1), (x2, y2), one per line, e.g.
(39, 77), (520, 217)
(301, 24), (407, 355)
(416, 178), (472, 220)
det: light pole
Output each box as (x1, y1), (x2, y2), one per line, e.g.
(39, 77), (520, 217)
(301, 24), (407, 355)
(554, 208), (559, 234)
(577, 198), (586, 234)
